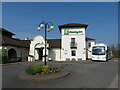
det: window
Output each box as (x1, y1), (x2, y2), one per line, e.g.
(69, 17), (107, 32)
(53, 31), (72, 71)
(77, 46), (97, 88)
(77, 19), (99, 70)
(92, 46), (105, 55)
(71, 38), (77, 49)
(88, 42), (91, 48)
(71, 38), (75, 42)
(71, 50), (76, 56)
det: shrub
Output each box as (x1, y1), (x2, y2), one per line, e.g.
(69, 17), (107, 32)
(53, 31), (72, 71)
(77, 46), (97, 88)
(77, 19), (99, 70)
(87, 58), (92, 60)
(8, 57), (22, 63)
(41, 65), (52, 75)
(0, 49), (8, 64)
(26, 65), (43, 75)
(26, 65), (60, 75)
(17, 57), (22, 62)
(26, 67), (36, 75)
(32, 65), (43, 73)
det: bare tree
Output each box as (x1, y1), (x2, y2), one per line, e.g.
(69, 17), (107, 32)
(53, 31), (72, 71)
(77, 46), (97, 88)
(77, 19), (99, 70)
(109, 44), (116, 52)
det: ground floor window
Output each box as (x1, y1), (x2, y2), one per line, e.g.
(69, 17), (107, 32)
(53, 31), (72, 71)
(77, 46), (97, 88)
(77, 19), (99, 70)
(71, 50), (76, 56)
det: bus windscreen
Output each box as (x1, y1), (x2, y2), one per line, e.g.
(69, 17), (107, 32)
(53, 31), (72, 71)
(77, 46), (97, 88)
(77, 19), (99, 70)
(92, 46), (105, 55)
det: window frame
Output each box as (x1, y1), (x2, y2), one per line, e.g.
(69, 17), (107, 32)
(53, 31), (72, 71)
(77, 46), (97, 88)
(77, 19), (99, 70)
(71, 50), (76, 56)
(71, 38), (75, 42)
(88, 42), (91, 48)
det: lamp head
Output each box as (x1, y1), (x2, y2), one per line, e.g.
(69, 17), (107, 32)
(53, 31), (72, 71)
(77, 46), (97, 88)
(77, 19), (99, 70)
(37, 27), (41, 31)
(47, 28), (50, 32)
(40, 24), (44, 28)
(50, 26), (54, 30)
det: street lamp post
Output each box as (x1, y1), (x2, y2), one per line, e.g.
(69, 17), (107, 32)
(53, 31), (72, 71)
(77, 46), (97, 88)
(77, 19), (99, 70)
(37, 21), (54, 65)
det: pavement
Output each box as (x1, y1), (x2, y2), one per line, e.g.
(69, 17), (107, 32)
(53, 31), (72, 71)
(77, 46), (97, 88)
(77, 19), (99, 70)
(2, 59), (118, 88)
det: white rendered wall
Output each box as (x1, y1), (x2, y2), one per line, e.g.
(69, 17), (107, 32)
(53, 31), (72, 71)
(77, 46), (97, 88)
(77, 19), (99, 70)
(5, 45), (29, 61)
(61, 27), (86, 61)
(86, 40), (95, 58)
(21, 47), (29, 61)
(49, 48), (61, 61)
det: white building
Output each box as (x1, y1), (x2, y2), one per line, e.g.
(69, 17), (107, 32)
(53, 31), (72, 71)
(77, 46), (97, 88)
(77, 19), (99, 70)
(28, 23), (95, 61)
(59, 23), (88, 61)
(1, 23), (96, 62)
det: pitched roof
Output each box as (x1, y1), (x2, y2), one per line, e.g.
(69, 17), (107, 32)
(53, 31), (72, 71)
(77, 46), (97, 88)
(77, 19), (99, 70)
(2, 36), (31, 48)
(1, 27), (95, 48)
(86, 37), (95, 41)
(47, 39), (61, 48)
(58, 23), (88, 32)
(2, 36), (95, 48)
(1, 27), (15, 35)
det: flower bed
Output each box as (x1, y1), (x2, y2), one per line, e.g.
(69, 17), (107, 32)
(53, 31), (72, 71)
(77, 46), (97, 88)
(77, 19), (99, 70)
(19, 65), (70, 81)
(26, 65), (61, 75)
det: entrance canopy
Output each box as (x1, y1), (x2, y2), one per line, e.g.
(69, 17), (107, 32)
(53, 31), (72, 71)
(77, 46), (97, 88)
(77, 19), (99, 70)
(28, 36), (49, 61)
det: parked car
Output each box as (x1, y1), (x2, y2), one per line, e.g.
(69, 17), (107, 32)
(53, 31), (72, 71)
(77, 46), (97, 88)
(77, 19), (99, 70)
(112, 55), (118, 58)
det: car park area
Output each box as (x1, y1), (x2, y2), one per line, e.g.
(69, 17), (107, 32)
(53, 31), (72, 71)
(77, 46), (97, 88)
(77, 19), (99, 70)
(2, 59), (118, 88)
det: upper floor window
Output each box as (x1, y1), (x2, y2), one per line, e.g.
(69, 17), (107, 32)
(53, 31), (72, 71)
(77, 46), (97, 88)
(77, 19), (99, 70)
(88, 42), (91, 48)
(70, 38), (77, 49)
(71, 38), (75, 42)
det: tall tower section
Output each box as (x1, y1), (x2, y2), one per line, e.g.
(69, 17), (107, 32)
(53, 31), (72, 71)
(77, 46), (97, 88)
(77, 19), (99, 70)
(58, 23), (88, 61)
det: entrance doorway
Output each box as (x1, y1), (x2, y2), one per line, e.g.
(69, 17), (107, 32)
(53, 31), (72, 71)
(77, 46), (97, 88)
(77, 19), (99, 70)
(8, 48), (17, 59)
(38, 48), (43, 60)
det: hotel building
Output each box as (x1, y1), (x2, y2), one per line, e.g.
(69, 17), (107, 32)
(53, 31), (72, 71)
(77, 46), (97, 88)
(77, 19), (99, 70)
(1, 23), (95, 62)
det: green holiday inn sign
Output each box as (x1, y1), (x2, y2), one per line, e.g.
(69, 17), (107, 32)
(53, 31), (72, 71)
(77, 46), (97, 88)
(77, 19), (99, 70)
(64, 29), (83, 35)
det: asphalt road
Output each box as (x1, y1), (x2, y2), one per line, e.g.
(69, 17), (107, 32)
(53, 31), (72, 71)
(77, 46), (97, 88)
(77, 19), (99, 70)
(2, 59), (118, 88)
